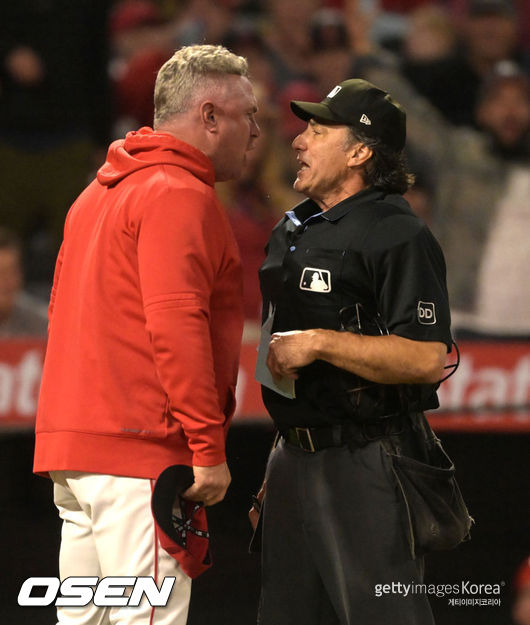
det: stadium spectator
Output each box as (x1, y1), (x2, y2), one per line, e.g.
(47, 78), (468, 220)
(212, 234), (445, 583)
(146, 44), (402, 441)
(0, 1), (111, 284)
(109, 0), (173, 135)
(402, 0), (530, 127)
(0, 228), (48, 337)
(368, 61), (530, 338)
(276, 81), (323, 145)
(402, 5), (457, 62)
(308, 6), (397, 97)
(173, 0), (236, 48)
(260, 0), (320, 89)
(222, 18), (277, 96)
(218, 83), (299, 320)
(309, 8), (357, 96)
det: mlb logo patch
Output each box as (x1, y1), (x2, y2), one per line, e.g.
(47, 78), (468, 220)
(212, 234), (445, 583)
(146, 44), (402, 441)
(417, 301), (436, 325)
(299, 268), (331, 293)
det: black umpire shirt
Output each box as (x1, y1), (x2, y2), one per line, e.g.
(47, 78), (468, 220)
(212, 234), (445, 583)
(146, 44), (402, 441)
(258, 188), (452, 430)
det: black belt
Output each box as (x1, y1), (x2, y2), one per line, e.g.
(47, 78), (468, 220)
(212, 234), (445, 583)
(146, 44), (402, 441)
(280, 416), (403, 453)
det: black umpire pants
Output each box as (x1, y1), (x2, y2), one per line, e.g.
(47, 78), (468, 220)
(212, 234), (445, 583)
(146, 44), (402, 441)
(258, 431), (436, 625)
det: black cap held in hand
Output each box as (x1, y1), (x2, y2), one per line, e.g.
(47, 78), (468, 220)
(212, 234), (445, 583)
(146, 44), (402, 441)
(151, 464), (212, 579)
(290, 78), (407, 152)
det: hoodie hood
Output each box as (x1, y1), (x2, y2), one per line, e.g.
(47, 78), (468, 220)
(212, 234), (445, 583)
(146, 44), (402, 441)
(97, 127), (215, 188)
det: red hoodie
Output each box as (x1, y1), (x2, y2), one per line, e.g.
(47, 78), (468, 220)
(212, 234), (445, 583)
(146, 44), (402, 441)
(34, 128), (244, 478)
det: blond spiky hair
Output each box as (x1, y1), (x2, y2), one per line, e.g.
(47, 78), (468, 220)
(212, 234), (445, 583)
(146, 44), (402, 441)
(154, 45), (249, 127)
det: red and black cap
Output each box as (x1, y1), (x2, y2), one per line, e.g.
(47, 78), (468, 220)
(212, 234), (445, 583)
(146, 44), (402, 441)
(151, 465), (212, 579)
(290, 78), (407, 152)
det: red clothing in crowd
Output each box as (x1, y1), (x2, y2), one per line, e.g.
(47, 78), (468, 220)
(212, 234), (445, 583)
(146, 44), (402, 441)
(116, 48), (169, 128)
(34, 127), (243, 478)
(228, 200), (277, 320)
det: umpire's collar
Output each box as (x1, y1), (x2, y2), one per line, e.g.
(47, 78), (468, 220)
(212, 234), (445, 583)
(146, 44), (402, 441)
(289, 187), (385, 225)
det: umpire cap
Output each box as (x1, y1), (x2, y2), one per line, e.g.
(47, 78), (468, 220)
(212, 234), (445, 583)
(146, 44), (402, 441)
(290, 78), (407, 152)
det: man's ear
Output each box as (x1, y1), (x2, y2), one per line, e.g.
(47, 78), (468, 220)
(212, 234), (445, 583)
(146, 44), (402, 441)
(201, 102), (218, 133)
(347, 143), (373, 167)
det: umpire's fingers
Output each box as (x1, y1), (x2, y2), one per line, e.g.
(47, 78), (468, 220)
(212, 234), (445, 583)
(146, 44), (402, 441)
(266, 344), (283, 381)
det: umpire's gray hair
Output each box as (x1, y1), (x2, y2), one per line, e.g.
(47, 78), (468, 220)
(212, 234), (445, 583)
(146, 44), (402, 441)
(154, 45), (249, 127)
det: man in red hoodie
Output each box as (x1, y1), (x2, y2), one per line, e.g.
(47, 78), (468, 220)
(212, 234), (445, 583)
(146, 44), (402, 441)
(34, 44), (259, 624)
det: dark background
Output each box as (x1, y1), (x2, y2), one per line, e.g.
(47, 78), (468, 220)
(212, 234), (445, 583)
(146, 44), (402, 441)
(1, 421), (528, 625)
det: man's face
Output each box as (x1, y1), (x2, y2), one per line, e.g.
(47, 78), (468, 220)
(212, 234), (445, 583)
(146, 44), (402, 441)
(466, 13), (517, 64)
(0, 248), (22, 320)
(477, 80), (530, 148)
(292, 119), (353, 205)
(212, 75), (260, 182)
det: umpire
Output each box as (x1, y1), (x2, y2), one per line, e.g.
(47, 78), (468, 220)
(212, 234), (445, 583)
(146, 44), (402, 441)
(255, 79), (454, 625)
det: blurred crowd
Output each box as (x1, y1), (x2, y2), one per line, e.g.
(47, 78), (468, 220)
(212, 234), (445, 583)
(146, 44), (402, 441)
(0, 0), (528, 336)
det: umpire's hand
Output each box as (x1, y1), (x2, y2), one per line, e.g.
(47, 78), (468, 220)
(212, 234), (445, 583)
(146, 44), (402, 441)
(182, 462), (231, 506)
(267, 330), (318, 380)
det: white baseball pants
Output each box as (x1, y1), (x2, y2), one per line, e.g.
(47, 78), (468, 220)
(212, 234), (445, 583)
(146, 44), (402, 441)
(50, 471), (192, 625)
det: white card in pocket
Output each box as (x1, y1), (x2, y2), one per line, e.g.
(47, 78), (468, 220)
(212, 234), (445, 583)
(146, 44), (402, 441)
(254, 310), (295, 399)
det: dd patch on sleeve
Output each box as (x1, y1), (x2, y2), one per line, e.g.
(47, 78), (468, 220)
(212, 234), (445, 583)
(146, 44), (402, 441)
(417, 301), (436, 325)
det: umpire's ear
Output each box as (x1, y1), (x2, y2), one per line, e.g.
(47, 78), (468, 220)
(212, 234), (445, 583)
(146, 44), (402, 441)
(347, 143), (372, 168)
